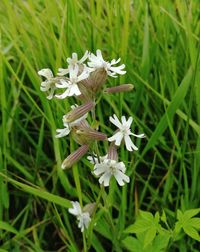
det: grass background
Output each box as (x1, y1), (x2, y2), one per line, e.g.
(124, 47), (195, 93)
(0, 0), (200, 251)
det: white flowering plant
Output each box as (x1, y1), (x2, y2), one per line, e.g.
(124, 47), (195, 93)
(38, 49), (145, 241)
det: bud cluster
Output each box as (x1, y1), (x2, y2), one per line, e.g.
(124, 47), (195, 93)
(38, 49), (145, 232)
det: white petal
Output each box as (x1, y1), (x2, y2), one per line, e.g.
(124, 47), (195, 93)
(111, 58), (121, 65)
(68, 84), (81, 96)
(108, 131), (123, 146)
(55, 127), (70, 138)
(40, 82), (50, 91)
(109, 114), (122, 129)
(87, 155), (96, 164)
(69, 64), (79, 79)
(124, 135), (138, 151)
(55, 80), (69, 89)
(114, 171), (130, 186)
(126, 117), (133, 128)
(114, 161), (126, 172)
(46, 88), (55, 100)
(96, 49), (104, 61)
(77, 212), (91, 232)
(68, 201), (82, 216)
(93, 163), (108, 176)
(77, 68), (89, 82)
(99, 172), (112, 187)
(79, 50), (89, 63)
(72, 52), (78, 60)
(57, 68), (69, 76)
(130, 133), (145, 138)
(38, 68), (53, 79)
(121, 116), (127, 125)
(55, 89), (70, 99)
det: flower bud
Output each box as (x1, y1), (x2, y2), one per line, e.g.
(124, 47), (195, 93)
(104, 84), (134, 94)
(76, 128), (107, 142)
(63, 101), (95, 123)
(107, 144), (118, 161)
(79, 68), (108, 99)
(83, 203), (96, 216)
(61, 144), (89, 169)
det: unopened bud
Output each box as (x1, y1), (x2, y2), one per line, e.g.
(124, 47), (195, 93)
(107, 144), (118, 161)
(104, 84), (134, 94)
(83, 203), (96, 215)
(63, 101), (95, 123)
(76, 128), (107, 142)
(80, 68), (108, 96)
(61, 144), (89, 169)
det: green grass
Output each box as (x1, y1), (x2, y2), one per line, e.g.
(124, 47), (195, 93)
(0, 0), (200, 251)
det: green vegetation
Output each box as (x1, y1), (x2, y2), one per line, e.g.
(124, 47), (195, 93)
(0, 0), (200, 251)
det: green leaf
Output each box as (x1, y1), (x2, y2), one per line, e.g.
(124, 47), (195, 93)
(175, 208), (200, 241)
(160, 210), (167, 223)
(139, 210), (154, 222)
(177, 209), (183, 221)
(144, 226), (157, 248)
(0, 221), (18, 234)
(189, 218), (200, 229)
(184, 208), (200, 220)
(0, 172), (71, 208)
(153, 233), (171, 252)
(122, 236), (142, 252)
(125, 219), (152, 234)
(122, 233), (170, 252)
(183, 225), (200, 242)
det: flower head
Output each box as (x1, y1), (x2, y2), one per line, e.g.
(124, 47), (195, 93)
(55, 65), (89, 99)
(93, 158), (130, 187)
(58, 51), (90, 76)
(108, 114), (145, 151)
(68, 201), (91, 232)
(88, 49), (126, 77)
(67, 51), (89, 65)
(38, 68), (57, 99)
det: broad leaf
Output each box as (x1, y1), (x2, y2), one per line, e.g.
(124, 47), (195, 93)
(175, 208), (200, 241)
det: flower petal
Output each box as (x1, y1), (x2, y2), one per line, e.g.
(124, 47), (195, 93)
(124, 135), (138, 151)
(108, 131), (123, 146)
(38, 68), (53, 79)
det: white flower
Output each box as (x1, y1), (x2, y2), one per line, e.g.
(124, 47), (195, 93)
(57, 51), (89, 76)
(88, 49), (126, 77)
(67, 51), (89, 65)
(55, 105), (88, 138)
(108, 114), (145, 151)
(38, 68), (57, 99)
(55, 120), (70, 138)
(68, 201), (91, 232)
(55, 65), (89, 99)
(93, 158), (130, 187)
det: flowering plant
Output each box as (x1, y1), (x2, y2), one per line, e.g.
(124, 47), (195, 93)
(38, 49), (145, 232)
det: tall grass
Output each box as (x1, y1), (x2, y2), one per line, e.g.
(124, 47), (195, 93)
(0, 0), (199, 251)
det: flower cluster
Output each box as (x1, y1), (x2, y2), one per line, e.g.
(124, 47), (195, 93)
(38, 49), (145, 232)
(68, 201), (92, 232)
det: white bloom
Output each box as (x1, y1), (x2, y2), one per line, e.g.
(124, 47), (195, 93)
(108, 114), (145, 151)
(55, 105), (88, 138)
(68, 201), (91, 232)
(38, 68), (57, 99)
(57, 51), (89, 76)
(93, 158), (130, 187)
(88, 49), (126, 77)
(67, 51), (89, 65)
(55, 65), (89, 99)
(55, 120), (70, 138)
